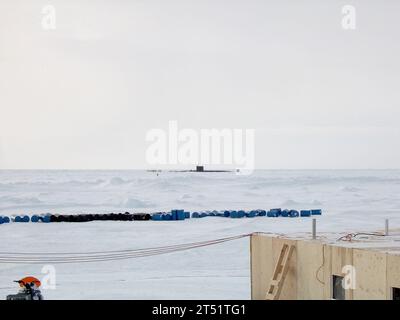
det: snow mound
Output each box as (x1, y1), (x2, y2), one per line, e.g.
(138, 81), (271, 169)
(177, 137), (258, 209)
(122, 198), (154, 208)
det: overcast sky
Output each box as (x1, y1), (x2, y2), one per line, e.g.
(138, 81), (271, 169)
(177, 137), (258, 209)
(0, 0), (399, 169)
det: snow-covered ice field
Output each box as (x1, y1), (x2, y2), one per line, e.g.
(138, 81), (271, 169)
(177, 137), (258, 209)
(1, 170), (400, 299)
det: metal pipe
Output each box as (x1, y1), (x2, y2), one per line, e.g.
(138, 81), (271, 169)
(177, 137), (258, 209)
(385, 219), (389, 236)
(312, 218), (317, 239)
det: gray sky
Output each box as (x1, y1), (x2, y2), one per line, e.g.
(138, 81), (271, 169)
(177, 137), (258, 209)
(1, 0), (399, 169)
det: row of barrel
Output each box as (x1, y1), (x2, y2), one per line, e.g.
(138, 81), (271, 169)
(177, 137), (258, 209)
(190, 208), (321, 219)
(0, 213), (152, 224)
(0, 208), (321, 225)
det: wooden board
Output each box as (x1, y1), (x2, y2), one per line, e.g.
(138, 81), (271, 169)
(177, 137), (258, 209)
(322, 245), (332, 299)
(265, 244), (295, 300)
(386, 253), (400, 299)
(296, 240), (324, 299)
(271, 237), (297, 299)
(250, 234), (273, 300)
(353, 249), (387, 300)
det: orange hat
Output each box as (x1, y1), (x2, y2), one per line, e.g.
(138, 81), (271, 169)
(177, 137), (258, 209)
(17, 276), (41, 288)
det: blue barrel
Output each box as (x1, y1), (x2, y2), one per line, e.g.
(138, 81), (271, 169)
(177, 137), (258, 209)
(151, 214), (162, 221)
(272, 208), (282, 216)
(247, 211), (256, 218)
(238, 210), (246, 218)
(311, 209), (322, 215)
(176, 210), (185, 220)
(40, 214), (51, 223)
(223, 210), (230, 217)
(267, 209), (280, 217)
(191, 212), (200, 218)
(184, 211), (190, 219)
(281, 209), (289, 217)
(0, 216), (10, 224)
(199, 212), (208, 218)
(300, 210), (311, 217)
(257, 210), (267, 217)
(230, 211), (239, 218)
(31, 215), (40, 223)
(288, 210), (299, 217)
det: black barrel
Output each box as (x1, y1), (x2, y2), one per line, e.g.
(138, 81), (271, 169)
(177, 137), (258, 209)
(78, 215), (88, 222)
(50, 215), (59, 222)
(94, 214), (101, 220)
(58, 215), (67, 222)
(133, 213), (151, 221)
(117, 213), (124, 221)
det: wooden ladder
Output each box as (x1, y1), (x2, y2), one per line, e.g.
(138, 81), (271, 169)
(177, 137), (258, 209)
(265, 243), (295, 300)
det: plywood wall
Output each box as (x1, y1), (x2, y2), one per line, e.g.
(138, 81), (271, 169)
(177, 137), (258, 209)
(330, 245), (354, 300)
(386, 254), (400, 299)
(251, 235), (325, 300)
(250, 234), (400, 300)
(250, 235), (297, 299)
(296, 240), (324, 299)
(271, 237), (297, 299)
(353, 249), (387, 300)
(250, 234), (273, 300)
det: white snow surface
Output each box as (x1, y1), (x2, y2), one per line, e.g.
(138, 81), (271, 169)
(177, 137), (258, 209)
(1, 170), (400, 299)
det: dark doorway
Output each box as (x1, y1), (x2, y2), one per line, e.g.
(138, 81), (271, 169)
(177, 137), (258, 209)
(393, 287), (400, 300)
(332, 275), (345, 300)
